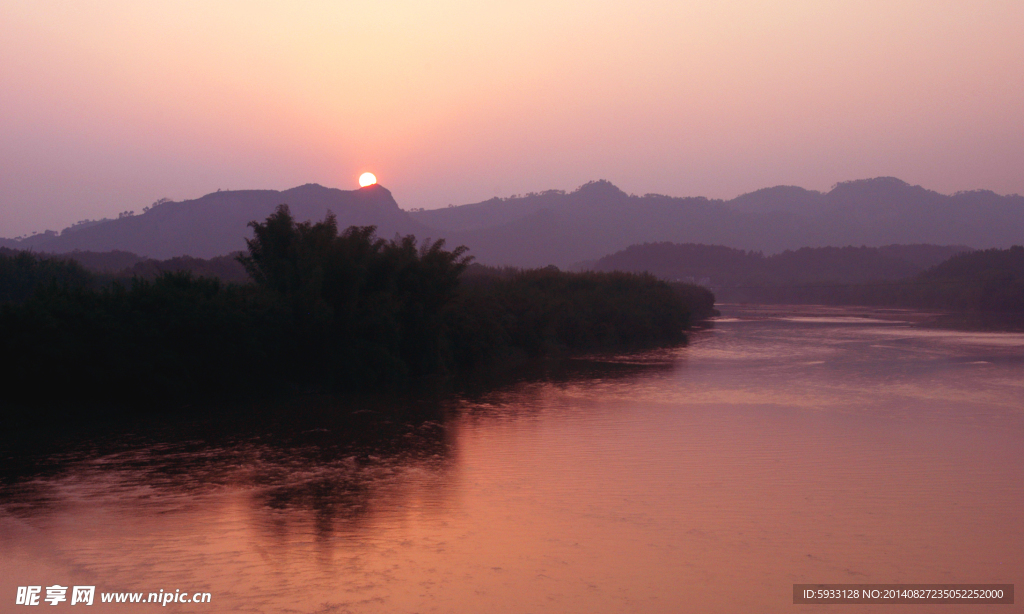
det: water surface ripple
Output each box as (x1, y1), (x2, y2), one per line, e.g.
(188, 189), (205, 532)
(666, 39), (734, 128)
(1, 307), (1021, 613)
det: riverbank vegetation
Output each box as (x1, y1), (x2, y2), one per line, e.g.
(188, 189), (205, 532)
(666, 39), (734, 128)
(0, 206), (713, 414)
(591, 243), (967, 291)
(720, 246), (1024, 317)
(591, 241), (1024, 320)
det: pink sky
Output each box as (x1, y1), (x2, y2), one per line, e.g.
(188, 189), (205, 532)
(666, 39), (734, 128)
(2, 1), (1022, 236)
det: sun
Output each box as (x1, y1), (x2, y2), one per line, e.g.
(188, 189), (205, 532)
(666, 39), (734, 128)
(358, 172), (377, 187)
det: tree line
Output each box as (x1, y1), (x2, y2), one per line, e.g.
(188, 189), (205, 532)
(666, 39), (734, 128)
(0, 206), (714, 415)
(590, 241), (1024, 319)
(684, 246), (1024, 322)
(753, 246), (1024, 315)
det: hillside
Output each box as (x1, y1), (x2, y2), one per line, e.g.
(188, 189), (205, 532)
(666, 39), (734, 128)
(912, 246), (1024, 313)
(2, 177), (1021, 266)
(0, 184), (428, 260)
(411, 178), (1022, 267)
(590, 242), (969, 290)
(589, 241), (1024, 315)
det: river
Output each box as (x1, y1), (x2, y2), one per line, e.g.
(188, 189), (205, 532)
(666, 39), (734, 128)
(1, 306), (1021, 613)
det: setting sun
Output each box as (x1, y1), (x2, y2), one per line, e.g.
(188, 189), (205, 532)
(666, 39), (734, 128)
(358, 172), (377, 187)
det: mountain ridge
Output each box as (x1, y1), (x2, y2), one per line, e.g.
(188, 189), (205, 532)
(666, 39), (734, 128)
(2, 177), (1021, 266)
(0, 183), (426, 260)
(410, 177), (1022, 266)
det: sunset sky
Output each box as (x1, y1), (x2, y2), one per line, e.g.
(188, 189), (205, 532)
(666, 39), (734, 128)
(2, 0), (1022, 236)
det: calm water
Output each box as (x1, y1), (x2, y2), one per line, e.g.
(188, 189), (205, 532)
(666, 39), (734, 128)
(2, 306), (1022, 613)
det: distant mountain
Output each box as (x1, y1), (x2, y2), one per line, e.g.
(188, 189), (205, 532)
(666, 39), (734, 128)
(414, 180), (748, 268)
(411, 178), (1022, 267)
(727, 185), (823, 216)
(0, 184), (429, 260)
(2, 177), (1021, 266)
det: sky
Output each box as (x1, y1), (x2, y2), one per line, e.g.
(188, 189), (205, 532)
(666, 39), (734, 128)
(1, 0), (1022, 237)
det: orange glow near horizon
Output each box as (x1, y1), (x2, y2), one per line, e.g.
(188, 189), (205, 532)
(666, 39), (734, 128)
(359, 172), (378, 188)
(1, 1), (1023, 235)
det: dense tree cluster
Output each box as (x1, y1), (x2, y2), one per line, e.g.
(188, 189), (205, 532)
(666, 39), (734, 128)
(450, 265), (712, 368)
(914, 246), (1024, 312)
(719, 246), (1024, 315)
(0, 206), (708, 413)
(0, 248), (93, 302)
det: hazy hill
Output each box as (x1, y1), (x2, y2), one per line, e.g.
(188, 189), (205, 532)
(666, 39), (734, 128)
(0, 184), (428, 260)
(415, 180), (753, 268)
(44, 249), (148, 272)
(1, 177), (1020, 266)
(588, 241), (1024, 309)
(905, 245), (1024, 314)
(590, 242), (969, 288)
(723, 178), (1024, 250)
(727, 185), (824, 216)
(411, 178), (1022, 267)
(116, 253), (250, 283)
(923, 245), (1024, 282)
(0, 247), (252, 284)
